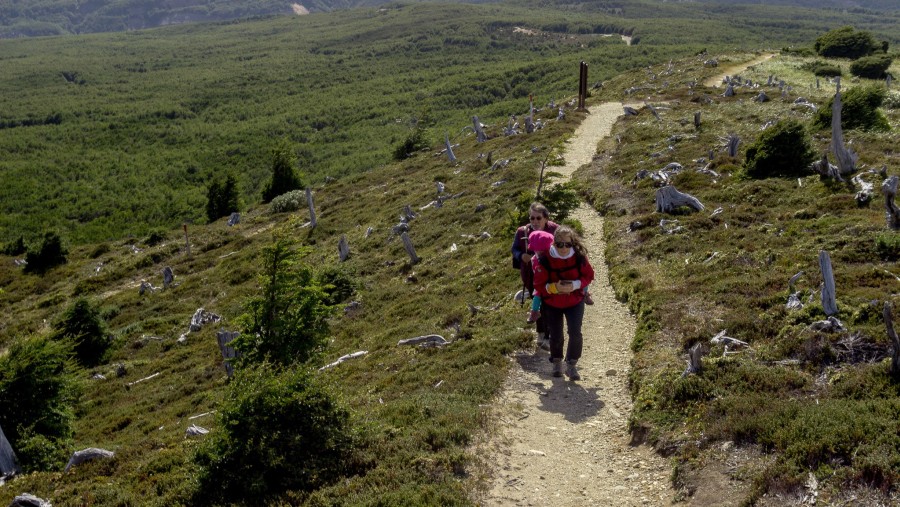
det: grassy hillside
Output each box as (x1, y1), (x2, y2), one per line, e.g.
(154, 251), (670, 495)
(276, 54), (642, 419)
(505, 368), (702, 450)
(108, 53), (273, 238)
(2, 2), (898, 250)
(582, 52), (900, 503)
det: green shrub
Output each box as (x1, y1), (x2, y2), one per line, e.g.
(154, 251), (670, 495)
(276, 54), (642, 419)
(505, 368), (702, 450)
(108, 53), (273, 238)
(393, 126), (430, 160)
(205, 173), (240, 223)
(814, 26), (878, 59)
(23, 232), (67, 274)
(801, 60), (842, 78)
(0, 336), (78, 472)
(269, 189), (305, 213)
(234, 238), (333, 366)
(143, 228), (167, 247)
(262, 141), (303, 203)
(813, 85), (890, 132)
(849, 55), (893, 79)
(53, 298), (112, 367)
(885, 91), (900, 110)
(875, 232), (900, 261)
(1, 236), (26, 256)
(316, 266), (356, 306)
(194, 362), (363, 504)
(743, 120), (816, 179)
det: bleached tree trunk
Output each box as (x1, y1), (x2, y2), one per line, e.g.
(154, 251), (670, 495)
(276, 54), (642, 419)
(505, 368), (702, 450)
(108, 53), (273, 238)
(0, 422), (19, 477)
(882, 175), (900, 230)
(883, 302), (900, 378)
(472, 116), (486, 143)
(338, 235), (350, 262)
(831, 79), (858, 175)
(216, 330), (239, 378)
(444, 134), (457, 163)
(693, 112), (701, 129)
(819, 250), (838, 316)
(306, 187), (317, 229)
(655, 186), (705, 213)
(401, 232), (420, 264)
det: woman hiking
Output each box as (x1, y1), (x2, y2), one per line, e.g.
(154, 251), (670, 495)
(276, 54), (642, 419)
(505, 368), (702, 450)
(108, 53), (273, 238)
(531, 225), (595, 380)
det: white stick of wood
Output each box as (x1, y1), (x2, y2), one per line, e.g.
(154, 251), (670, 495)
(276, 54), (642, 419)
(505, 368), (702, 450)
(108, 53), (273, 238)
(818, 250), (838, 316)
(306, 187), (317, 229)
(401, 232), (420, 264)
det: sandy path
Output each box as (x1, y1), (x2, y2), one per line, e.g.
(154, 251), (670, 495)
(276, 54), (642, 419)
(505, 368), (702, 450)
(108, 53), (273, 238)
(473, 103), (673, 506)
(703, 53), (776, 88)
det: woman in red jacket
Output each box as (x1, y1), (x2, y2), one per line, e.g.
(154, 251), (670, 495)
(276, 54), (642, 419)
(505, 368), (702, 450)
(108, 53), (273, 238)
(531, 225), (595, 380)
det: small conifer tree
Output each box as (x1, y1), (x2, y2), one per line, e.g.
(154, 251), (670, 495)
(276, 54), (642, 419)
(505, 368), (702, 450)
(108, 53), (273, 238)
(261, 142), (303, 203)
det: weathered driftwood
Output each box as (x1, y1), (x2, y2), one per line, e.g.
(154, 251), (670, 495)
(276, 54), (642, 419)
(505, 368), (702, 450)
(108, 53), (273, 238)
(557, 107), (565, 121)
(189, 410), (216, 420)
(139, 280), (159, 296)
(710, 330), (749, 356)
(623, 106), (638, 116)
(472, 116), (487, 143)
(504, 115), (519, 136)
(227, 212), (240, 226)
(682, 342), (706, 377)
(693, 112), (701, 129)
(0, 423), (19, 478)
(810, 316), (844, 333)
(183, 224), (191, 257)
(810, 152), (843, 181)
(645, 101), (661, 121)
(723, 83), (735, 97)
(831, 80), (858, 175)
(818, 250), (838, 316)
(851, 169), (881, 205)
(436, 181), (445, 194)
(8, 494), (51, 507)
(440, 133), (455, 163)
(338, 235), (350, 262)
(883, 302), (900, 377)
(753, 91), (769, 103)
(306, 188), (317, 229)
(656, 185), (705, 213)
(64, 447), (114, 473)
(319, 350), (368, 371)
(786, 271), (805, 311)
(125, 371), (160, 388)
(400, 232), (420, 265)
(185, 424), (209, 437)
(882, 175), (900, 230)
(659, 219), (683, 234)
(162, 266), (175, 288)
(722, 133), (740, 157)
(216, 330), (240, 378)
(190, 308), (221, 332)
(365, 227), (374, 238)
(401, 205), (417, 223)
(398, 334), (447, 347)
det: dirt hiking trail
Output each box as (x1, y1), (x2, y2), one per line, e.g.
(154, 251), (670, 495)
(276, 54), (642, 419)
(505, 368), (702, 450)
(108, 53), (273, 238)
(473, 102), (673, 506)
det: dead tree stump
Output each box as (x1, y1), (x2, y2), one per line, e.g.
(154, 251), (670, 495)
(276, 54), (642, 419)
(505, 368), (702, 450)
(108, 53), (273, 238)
(883, 302), (900, 378)
(819, 250), (838, 316)
(831, 79), (858, 175)
(216, 330), (240, 378)
(338, 235), (350, 262)
(882, 175), (900, 230)
(655, 186), (705, 213)
(306, 188), (317, 229)
(400, 232), (420, 265)
(0, 422), (19, 477)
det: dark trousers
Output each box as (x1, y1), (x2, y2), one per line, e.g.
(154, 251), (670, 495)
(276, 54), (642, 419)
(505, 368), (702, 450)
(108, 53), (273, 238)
(543, 302), (585, 363)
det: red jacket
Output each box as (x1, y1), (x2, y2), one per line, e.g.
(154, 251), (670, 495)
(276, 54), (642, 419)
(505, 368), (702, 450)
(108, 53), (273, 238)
(532, 248), (595, 309)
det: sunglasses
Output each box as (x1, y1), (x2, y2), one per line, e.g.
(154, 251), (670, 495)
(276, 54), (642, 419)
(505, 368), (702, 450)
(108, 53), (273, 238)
(555, 241), (573, 248)
(529, 216), (545, 221)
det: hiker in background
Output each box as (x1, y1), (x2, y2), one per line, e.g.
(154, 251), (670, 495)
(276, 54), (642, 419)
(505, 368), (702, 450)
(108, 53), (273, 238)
(512, 202), (558, 350)
(525, 230), (554, 325)
(532, 225), (595, 380)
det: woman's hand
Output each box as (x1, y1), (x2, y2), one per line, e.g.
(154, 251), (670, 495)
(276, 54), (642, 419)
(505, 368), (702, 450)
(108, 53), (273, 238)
(521, 253), (532, 263)
(557, 280), (575, 294)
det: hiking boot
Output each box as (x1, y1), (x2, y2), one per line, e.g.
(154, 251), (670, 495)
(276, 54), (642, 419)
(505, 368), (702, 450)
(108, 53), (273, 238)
(584, 292), (594, 305)
(551, 358), (564, 377)
(566, 360), (581, 381)
(526, 310), (541, 324)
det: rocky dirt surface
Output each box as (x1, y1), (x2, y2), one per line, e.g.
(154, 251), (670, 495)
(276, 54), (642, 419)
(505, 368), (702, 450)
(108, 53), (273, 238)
(473, 103), (675, 506)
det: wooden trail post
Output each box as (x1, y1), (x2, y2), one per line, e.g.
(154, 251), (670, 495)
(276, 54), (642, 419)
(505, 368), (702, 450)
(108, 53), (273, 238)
(306, 187), (317, 229)
(577, 61), (589, 112)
